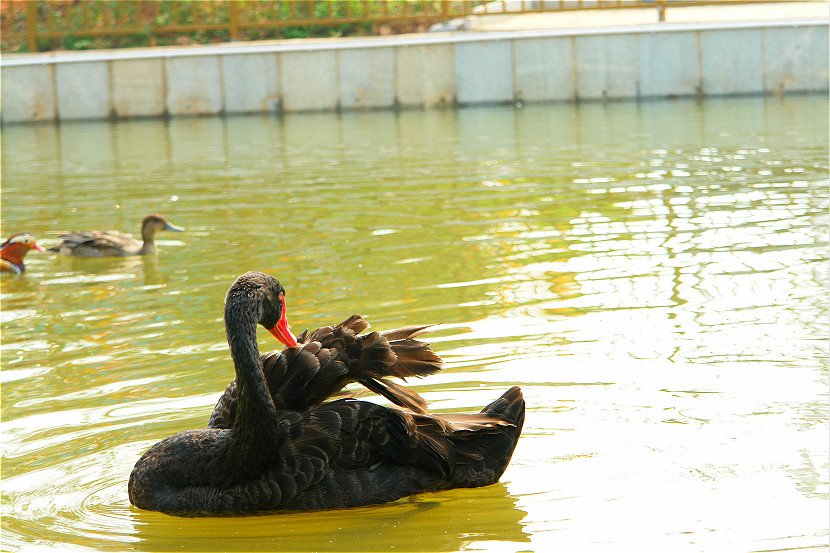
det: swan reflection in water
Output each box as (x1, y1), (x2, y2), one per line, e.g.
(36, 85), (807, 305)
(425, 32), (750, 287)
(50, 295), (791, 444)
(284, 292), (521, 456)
(128, 482), (530, 552)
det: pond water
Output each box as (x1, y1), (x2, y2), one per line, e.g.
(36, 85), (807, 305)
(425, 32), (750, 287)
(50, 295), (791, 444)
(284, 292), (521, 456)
(1, 95), (827, 552)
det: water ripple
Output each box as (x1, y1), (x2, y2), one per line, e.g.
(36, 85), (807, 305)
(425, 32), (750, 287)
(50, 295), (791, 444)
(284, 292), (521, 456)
(0, 96), (827, 552)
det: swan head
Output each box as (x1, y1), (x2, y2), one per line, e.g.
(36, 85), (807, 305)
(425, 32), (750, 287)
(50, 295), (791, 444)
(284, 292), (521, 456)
(225, 271), (298, 348)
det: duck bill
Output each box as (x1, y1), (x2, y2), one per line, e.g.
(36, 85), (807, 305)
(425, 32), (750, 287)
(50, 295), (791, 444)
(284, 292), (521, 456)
(164, 222), (185, 232)
(268, 295), (298, 348)
(33, 243), (46, 252)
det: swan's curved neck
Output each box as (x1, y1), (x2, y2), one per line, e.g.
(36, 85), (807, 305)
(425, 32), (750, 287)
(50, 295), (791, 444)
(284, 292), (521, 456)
(225, 301), (279, 463)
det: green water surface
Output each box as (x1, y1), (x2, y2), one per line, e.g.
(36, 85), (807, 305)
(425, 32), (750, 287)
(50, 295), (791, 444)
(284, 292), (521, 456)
(1, 95), (828, 552)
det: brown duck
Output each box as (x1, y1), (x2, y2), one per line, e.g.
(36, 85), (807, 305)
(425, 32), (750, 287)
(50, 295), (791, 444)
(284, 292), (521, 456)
(1, 233), (46, 274)
(48, 214), (184, 257)
(128, 272), (525, 515)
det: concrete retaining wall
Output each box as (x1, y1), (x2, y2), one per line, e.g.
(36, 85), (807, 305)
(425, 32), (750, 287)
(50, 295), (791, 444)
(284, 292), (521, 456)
(1, 19), (827, 124)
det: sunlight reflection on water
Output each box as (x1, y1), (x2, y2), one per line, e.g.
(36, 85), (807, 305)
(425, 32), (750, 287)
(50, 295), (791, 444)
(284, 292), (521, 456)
(1, 95), (827, 552)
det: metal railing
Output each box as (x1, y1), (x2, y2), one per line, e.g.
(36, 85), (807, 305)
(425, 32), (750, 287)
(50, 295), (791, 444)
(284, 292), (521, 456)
(0, 0), (805, 54)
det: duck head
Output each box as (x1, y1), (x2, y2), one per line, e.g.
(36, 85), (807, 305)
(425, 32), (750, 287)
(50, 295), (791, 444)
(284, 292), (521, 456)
(141, 214), (185, 239)
(1, 233), (46, 273)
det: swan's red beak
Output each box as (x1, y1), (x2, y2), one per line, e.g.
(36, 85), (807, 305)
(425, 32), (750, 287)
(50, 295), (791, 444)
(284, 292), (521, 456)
(268, 293), (298, 348)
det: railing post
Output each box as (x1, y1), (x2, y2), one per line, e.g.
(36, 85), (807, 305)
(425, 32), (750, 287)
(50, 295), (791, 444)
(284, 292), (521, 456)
(657, 0), (666, 22)
(26, 0), (39, 52)
(229, 0), (239, 41)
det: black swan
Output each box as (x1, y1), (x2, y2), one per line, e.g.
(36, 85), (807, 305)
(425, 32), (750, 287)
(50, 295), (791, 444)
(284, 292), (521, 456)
(47, 214), (184, 257)
(128, 271), (525, 514)
(207, 312), (445, 429)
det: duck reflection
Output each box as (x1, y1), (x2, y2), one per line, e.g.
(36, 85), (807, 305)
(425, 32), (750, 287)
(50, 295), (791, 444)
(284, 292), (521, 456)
(51, 254), (168, 287)
(129, 483), (529, 552)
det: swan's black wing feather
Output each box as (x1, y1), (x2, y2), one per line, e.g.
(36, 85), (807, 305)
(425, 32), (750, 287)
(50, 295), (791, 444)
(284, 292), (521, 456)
(356, 376), (429, 414)
(277, 399), (450, 510)
(208, 315), (443, 429)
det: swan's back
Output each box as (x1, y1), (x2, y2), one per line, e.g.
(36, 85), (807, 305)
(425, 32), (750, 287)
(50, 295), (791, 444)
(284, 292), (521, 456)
(130, 387), (524, 514)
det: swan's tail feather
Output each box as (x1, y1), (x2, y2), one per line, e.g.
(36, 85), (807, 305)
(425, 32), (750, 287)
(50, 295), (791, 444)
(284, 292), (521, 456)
(443, 387), (525, 488)
(483, 386), (525, 424)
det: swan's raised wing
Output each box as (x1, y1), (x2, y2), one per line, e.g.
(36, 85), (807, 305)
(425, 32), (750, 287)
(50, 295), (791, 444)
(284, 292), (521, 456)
(207, 315), (443, 429)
